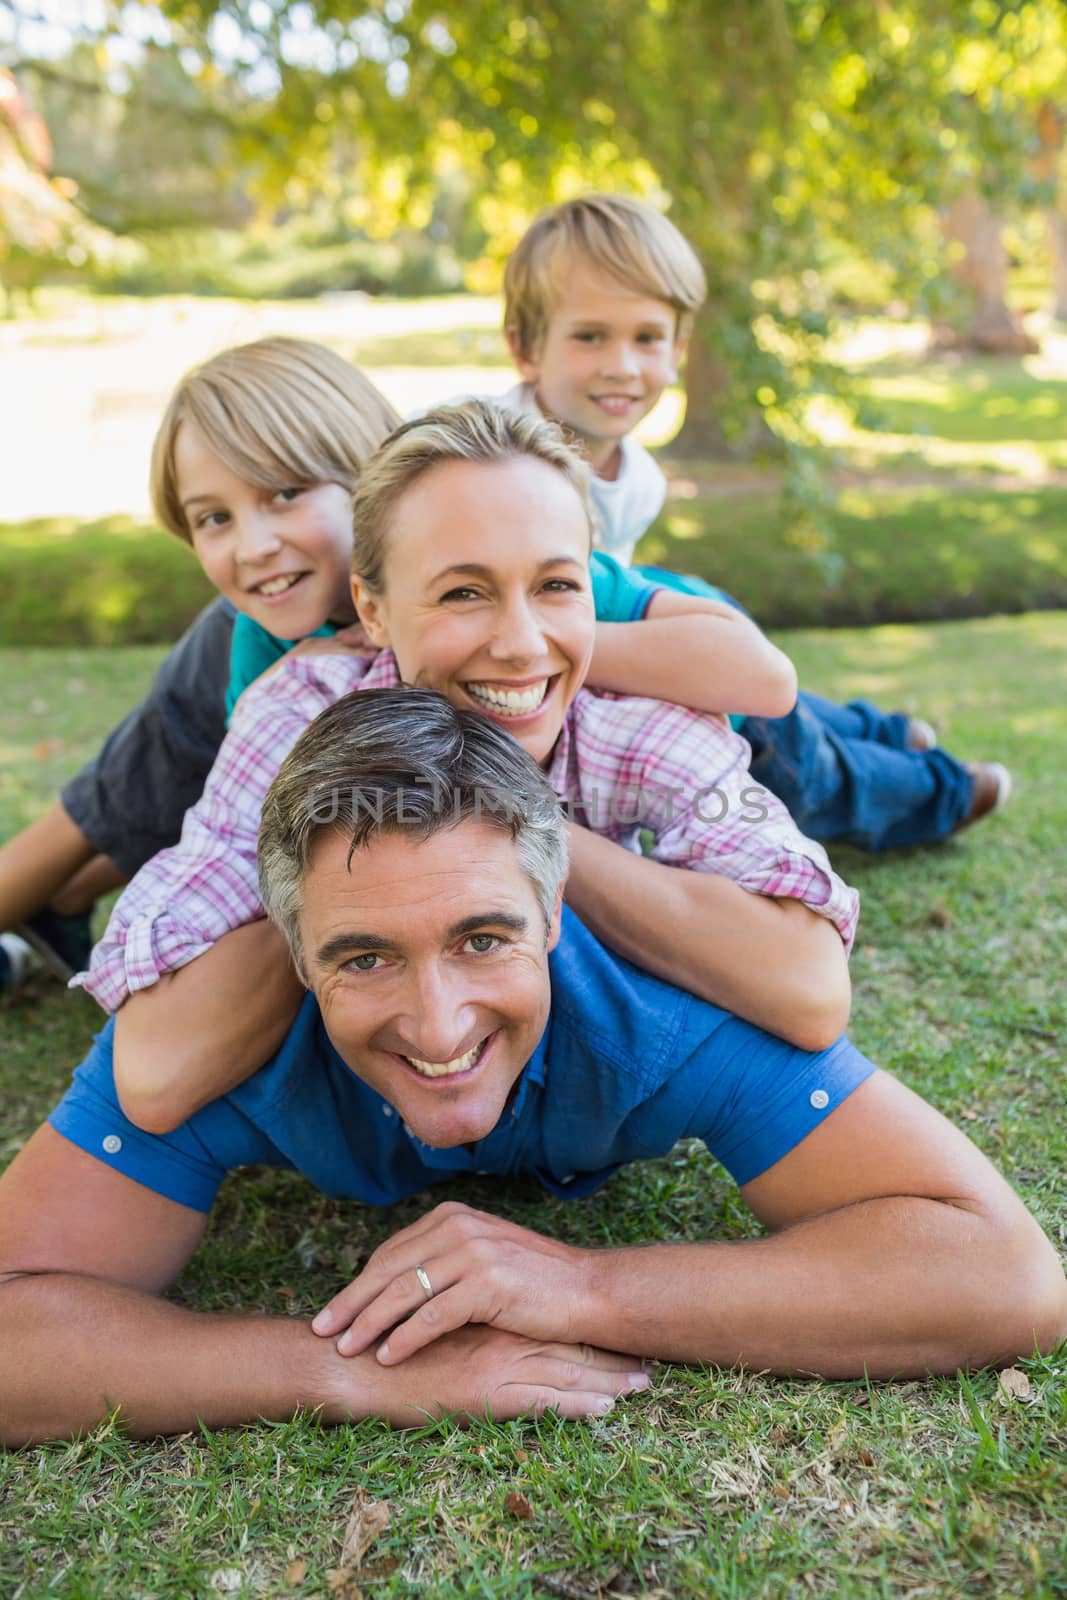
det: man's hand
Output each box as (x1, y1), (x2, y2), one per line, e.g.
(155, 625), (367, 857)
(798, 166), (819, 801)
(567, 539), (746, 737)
(312, 1201), (605, 1365)
(328, 1324), (650, 1426)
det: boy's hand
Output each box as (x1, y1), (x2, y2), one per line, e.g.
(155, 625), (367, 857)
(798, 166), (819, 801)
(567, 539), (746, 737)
(311, 1202), (627, 1370)
(286, 624), (378, 659)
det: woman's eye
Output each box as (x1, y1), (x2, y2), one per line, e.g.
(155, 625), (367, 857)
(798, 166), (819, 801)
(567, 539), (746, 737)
(346, 953), (382, 972)
(464, 934), (500, 954)
(441, 586), (481, 602)
(543, 579), (580, 594)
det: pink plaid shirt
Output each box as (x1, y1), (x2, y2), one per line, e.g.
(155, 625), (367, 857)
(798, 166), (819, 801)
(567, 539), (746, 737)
(75, 651), (859, 1012)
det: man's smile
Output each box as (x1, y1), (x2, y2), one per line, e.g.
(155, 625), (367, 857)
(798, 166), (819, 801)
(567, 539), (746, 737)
(391, 1031), (497, 1082)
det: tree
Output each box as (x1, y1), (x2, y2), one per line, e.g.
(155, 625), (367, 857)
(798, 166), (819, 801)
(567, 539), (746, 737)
(11, 0), (1067, 446)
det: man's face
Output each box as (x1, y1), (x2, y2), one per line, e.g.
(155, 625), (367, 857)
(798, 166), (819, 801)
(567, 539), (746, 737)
(299, 821), (559, 1149)
(510, 257), (685, 474)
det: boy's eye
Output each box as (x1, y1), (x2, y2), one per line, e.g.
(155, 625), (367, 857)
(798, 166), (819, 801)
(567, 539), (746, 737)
(195, 510), (230, 532)
(464, 933), (501, 954)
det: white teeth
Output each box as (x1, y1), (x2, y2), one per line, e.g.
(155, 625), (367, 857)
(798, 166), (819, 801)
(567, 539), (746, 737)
(466, 680), (549, 716)
(405, 1041), (484, 1078)
(257, 573), (302, 596)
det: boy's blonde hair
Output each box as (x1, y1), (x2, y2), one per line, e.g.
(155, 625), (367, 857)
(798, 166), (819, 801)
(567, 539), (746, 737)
(150, 337), (400, 543)
(504, 193), (707, 358)
(351, 399), (593, 594)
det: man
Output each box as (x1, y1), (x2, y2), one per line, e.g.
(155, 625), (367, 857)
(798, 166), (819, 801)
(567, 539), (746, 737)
(2, 689), (1063, 1446)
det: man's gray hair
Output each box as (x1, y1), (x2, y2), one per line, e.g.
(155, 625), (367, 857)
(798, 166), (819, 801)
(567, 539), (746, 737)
(258, 686), (569, 975)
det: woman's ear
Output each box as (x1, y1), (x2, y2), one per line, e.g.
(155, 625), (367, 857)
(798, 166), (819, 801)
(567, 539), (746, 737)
(350, 577), (390, 647)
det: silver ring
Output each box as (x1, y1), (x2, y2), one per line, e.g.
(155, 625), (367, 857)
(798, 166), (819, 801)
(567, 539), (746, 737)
(414, 1264), (434, 1300)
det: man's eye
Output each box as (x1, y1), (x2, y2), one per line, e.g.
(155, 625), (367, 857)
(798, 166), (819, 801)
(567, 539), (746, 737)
(345, 952), (382, 971)
(464, 933), (500, 954)
(543, 579), (580, 594)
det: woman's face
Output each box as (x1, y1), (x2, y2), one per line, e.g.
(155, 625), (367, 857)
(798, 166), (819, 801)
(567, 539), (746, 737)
(175, 421), (354, 638)
(353, 455), (595, 765)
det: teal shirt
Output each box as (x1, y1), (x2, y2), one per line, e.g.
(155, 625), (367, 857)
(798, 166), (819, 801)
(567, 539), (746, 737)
(225, 552), (664, 721)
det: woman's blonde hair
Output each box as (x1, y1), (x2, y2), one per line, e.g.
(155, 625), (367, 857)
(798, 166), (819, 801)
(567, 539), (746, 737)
(351, 399), (594, 595)
(504, 193), (707, 358)
(149, 337), (400, 543)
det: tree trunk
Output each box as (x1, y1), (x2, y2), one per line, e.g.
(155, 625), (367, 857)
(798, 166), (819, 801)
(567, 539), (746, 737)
(673, 306), (778, 460)
(934, 185), (1038, 355)
(673, 315), (736, 459)
(1049, 210), (1067, 321)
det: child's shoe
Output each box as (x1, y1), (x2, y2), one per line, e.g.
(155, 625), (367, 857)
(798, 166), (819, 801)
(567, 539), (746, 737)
(956, 762), (1012, 831)
(0, 932), (33, 993)
(17, 907), (93, 982)
(905, 717), (938, 752)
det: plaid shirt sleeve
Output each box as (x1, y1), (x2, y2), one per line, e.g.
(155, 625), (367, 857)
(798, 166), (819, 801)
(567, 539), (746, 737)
(561, 692), (860, 953)
(72, 653), (386, 1011)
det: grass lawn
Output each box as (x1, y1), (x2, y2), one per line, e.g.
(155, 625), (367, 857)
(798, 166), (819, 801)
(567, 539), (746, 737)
(2, 614), (1066, 1599)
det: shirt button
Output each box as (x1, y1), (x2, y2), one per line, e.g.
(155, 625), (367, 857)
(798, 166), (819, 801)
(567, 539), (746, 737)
(809, 1089), (829, 1110)
(102, 1134), (123, 1154)
(381, 1105), (393, 1117)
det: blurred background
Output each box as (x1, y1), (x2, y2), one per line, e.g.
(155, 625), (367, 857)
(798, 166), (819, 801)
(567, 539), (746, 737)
(5, 0), (1067, 646)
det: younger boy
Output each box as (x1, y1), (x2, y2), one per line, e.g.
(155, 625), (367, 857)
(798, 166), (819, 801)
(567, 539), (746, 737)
(496, 192), (1010, 852)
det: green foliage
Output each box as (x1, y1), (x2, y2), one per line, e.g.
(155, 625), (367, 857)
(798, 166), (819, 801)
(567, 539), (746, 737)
(0, 517), (213, 647)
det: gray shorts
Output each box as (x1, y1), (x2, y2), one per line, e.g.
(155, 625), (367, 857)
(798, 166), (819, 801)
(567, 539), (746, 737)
(61, 599), (235, 877)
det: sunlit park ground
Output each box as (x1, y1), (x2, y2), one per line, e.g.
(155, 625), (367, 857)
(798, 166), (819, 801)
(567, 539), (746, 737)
(2, 297), (1067, 1597)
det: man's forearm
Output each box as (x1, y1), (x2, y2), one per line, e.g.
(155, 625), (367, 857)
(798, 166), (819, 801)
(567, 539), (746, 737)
(583, 1196), (1067, 1378)
(114, 920), (306, 1133)
(564, 825), (850, 1049)
(0, 1271), (353, 1446)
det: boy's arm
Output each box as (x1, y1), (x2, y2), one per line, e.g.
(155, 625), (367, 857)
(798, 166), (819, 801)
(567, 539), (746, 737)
(113, 920), (305, 1133)
(587, 589), (798, 718)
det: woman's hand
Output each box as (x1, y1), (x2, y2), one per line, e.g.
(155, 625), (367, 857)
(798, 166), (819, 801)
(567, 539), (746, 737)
(312, 1201), (611, 1366)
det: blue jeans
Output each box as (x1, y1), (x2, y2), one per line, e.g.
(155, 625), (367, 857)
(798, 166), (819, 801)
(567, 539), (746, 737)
(741, 693), (974, 852)
(634, 566), (976, 853)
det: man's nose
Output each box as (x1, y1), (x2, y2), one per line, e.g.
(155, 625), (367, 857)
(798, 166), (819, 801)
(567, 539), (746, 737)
(488, 595), (546, 662)
(234, 511), (283, 565)
(400, 964), (478, 1064)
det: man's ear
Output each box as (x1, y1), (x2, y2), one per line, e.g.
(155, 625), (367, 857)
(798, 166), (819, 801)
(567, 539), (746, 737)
(506, 323), (542, 385)
(545, 885), (564, 953)
(350, 577), (391, 648)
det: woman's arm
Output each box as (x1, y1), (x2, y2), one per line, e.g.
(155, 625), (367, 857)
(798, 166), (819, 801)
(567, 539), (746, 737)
(113, 920), (306, 1133)
(563, 822), (851, 1051)
(587, 590), (797, 718)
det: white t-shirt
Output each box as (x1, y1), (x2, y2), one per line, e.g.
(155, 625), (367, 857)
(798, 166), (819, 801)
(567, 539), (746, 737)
(497, 383), (667, 567)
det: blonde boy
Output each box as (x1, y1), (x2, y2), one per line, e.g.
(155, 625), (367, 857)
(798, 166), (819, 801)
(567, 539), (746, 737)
(502, 193), (704, 565)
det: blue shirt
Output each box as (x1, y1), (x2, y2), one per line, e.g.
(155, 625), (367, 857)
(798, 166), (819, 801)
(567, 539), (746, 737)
(225, 554), (661, 719)
(50, 910), (874, 1213)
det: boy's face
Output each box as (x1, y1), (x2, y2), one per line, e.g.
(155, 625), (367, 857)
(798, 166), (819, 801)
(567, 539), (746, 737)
(509, 258), (686, 475)
(175, 422), (354, 639)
